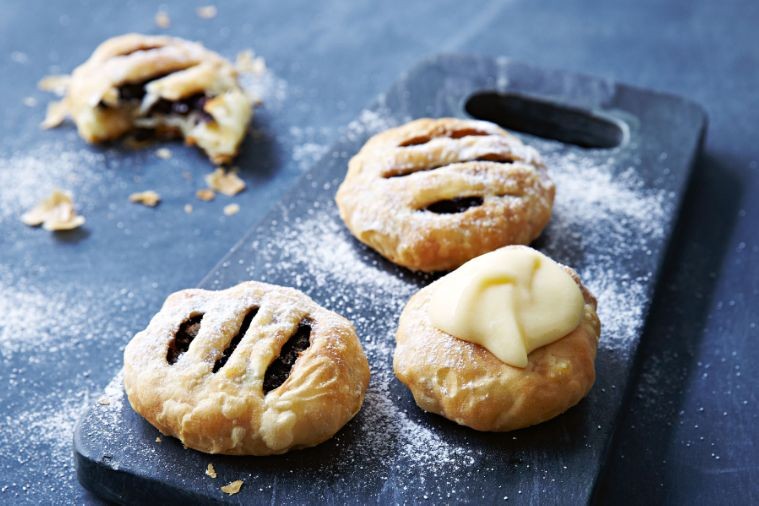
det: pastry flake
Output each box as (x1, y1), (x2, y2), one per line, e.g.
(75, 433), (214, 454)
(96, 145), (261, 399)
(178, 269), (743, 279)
(129, 190), (161, 207)
(223, 203), (240, 216)
(58, 34), (253, 164)
(336, 118), (555, 272)
(236, 50), (266, 75)
(206, 463), (217, 478)
(154, 10), (171, 28)
(22, 189), (85, 231)
(37, 74), (70, 96)
(123, 281), (370, 455)
(205, 168), (245, 195)
(394, 252), (600, 432)
(196, 188), (216, 201)
(196, 5), (218, 19)
(220, 480), (242, 495)
(41, 100), (68, 129)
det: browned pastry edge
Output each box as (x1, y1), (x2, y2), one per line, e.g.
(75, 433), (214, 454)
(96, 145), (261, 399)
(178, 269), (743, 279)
(393, 266), (600, 432)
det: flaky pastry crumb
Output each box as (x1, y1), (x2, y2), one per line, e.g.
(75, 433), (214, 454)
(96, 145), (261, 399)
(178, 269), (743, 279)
(21, 189), (85, 231)
(205, 168), (245, 196)
(196, 189), (216, 201)
(129, 191), (161, 207)
(220, 480), (243, 495)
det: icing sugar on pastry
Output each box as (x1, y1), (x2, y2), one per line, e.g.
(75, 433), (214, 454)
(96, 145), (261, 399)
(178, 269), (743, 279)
(429, 246), (584, 368)
(123, 281), (370, 455)
(336, 118), (555, 272)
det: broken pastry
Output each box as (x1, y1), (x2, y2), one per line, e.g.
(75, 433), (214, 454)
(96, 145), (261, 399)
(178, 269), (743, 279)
(124, 281), (370, 455)
(21, 189), (85, 231)
(58, 34), (254, 164)
(336, 118), (555, 272)
(394, 246), (600, 431)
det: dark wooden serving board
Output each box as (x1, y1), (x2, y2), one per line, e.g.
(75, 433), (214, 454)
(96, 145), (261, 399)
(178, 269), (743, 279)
(74, 55), (706, 504)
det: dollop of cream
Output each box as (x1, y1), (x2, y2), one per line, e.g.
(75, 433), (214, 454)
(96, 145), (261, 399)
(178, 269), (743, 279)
(428, 246), (584, 368)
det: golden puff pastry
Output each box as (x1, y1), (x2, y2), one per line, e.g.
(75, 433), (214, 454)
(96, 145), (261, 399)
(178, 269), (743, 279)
(393, 249), (600, 432)
(124, 281), (370, 455)
(60, 34), (253, 164)
(336, 118), (555, 272)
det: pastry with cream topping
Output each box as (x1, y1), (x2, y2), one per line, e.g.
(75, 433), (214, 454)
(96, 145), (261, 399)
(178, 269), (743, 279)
(336, 118), (555, 272)
(51, 34), (254, 164)
(393, 246), (600, 431)
(124, 281), (370, 455)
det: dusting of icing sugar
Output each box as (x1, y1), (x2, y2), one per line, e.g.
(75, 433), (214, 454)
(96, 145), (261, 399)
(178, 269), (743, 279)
(292, 142), (330, 172)
(238, 63), (288, 112)
(345, 107), (404, 143)
(0, 138), (106, 222)
(0, 392), (88, 496)
(0, 276), (89, 355)
(535, 144), (671, 351)
(237, 202), (478, 484)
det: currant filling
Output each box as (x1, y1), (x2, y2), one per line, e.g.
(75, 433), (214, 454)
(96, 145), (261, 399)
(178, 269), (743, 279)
(263, 320), (312, 393)
(166, 314), (203, 364)
(102, 78), (215, 127)
(424, 196), (484, 214)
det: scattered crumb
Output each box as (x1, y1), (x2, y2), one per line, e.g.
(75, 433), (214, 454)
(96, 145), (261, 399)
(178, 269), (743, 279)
(21, 189), (85, 231)
(205, 168), (245, 196)
(154, 10), (171, 28)
(223, 203), (240, 216)
(220, 480), (243, 495)
(205, 463), (217, 479)
(236, 50), (266, 75)
(41, 100), (67, 129)
(196, 188), (215, 201)
(23, 96), (38, 107)
(196, 5), (217, 19)
(184, 204), (193, 214)
(96, 397), (110, 406)
(155, 437), (162, 444)
(155, 148), (172, 160)
(37, 74), (70, 96)
(128, 191), (161, 207)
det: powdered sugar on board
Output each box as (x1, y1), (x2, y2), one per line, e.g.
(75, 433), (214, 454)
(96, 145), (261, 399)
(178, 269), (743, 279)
(535, 143), (672, 351)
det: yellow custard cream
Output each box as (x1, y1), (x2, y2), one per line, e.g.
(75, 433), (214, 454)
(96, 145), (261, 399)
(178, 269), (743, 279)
(428, 246), (584, 368)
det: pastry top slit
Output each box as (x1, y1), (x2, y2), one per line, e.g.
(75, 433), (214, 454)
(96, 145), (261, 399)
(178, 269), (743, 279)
(166, 313), (203, 364)
(263, 319), (313, 394)
(212, 306), (259, 373)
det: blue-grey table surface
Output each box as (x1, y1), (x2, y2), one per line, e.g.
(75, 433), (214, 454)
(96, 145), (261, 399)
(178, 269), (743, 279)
(0, 0), (756, 504)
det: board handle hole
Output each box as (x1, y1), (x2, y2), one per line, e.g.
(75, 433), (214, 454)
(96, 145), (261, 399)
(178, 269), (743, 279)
(465, 91), (625, 149)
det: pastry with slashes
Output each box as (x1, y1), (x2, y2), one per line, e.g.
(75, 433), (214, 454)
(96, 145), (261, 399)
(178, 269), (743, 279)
(124, 281), (370, 455)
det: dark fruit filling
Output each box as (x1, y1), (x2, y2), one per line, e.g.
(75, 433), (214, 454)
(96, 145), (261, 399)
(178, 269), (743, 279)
(108, 78), (214, 123)
(424, 196), (484, 214)
(262, 320), (312, 393)
(166, 314), (203, 364)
